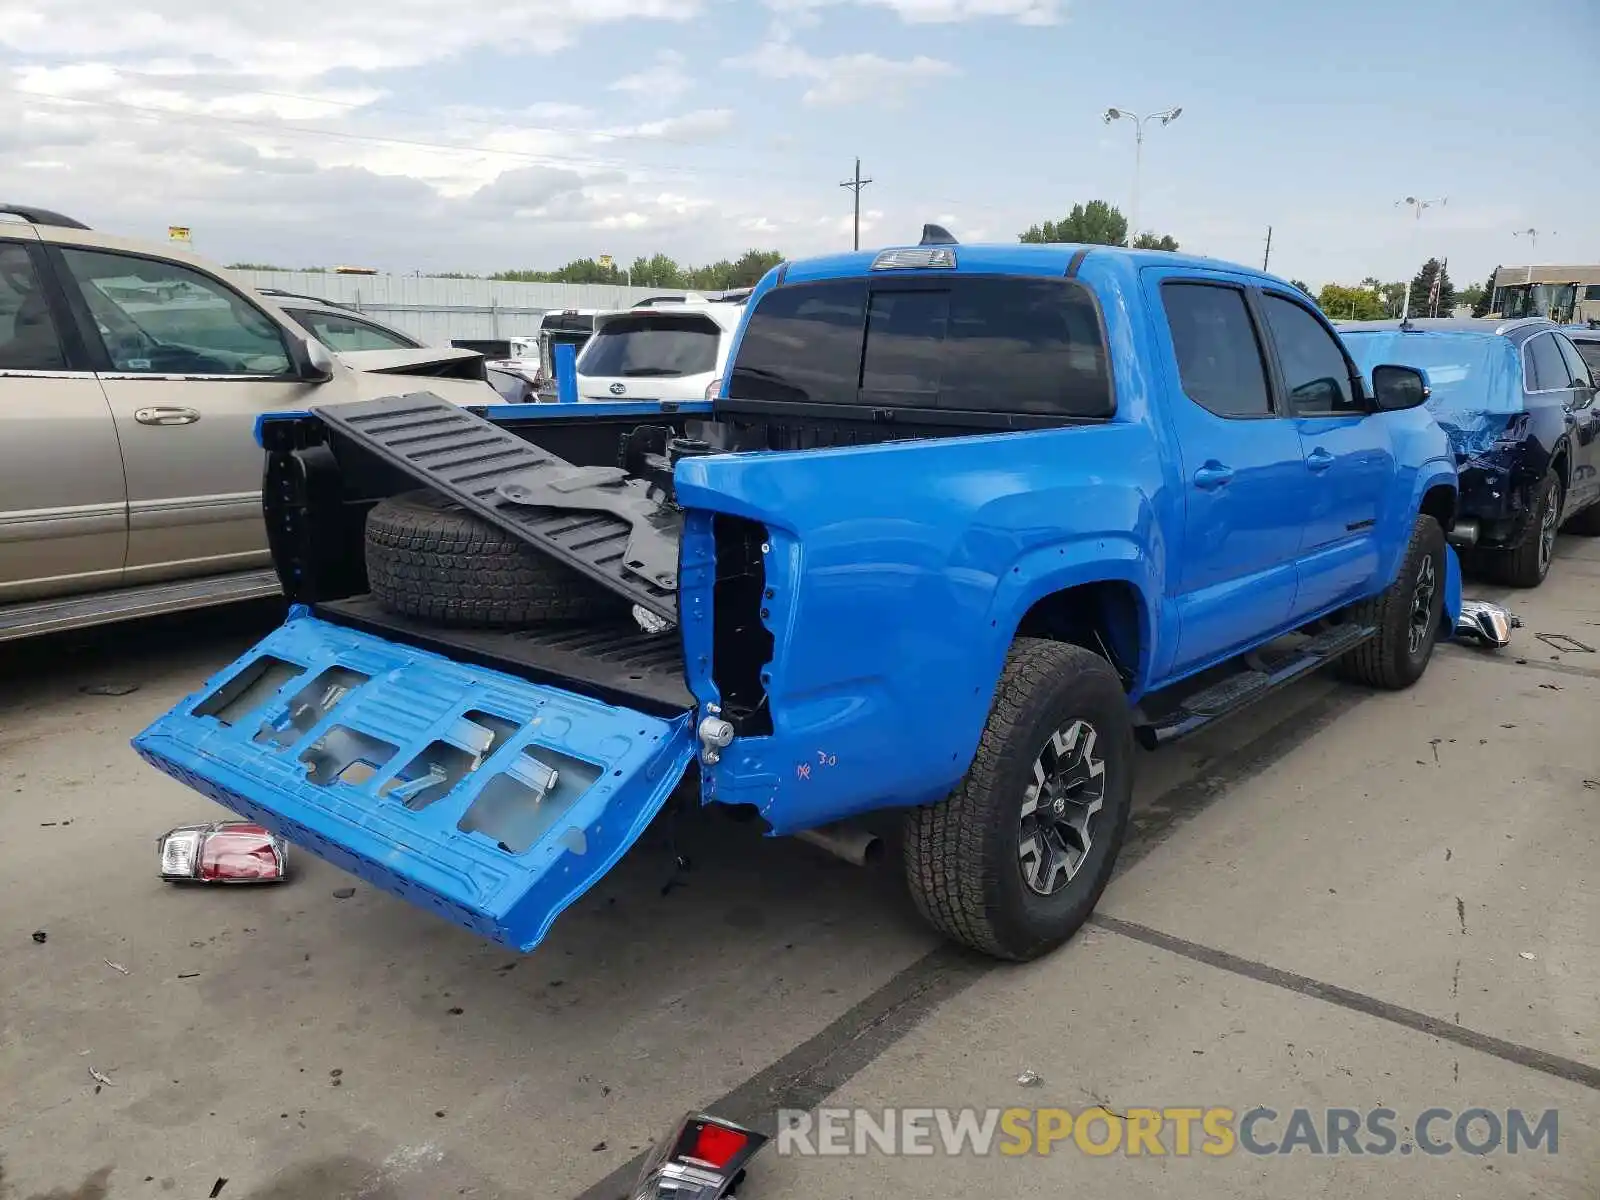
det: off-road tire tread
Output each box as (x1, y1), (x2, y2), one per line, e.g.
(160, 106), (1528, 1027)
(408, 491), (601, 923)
(365, 489), (623, 627)
(903, 638), (1130, 961)
(1336, 514), (1443, 690)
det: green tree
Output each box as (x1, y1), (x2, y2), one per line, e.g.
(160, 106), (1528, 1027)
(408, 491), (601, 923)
(1317, 283), (1388, 320)
(1288, 279), (1312, 295)
(1470, 269), (1497, 318)
(628, 254), (685, 289)
(1130, 232), (1180, 251)
(1407, 258), (1455, 317)
(1020, 200), (1129, 246)
(226, 262), (287, 271)
(1380, 282), (1406, 316)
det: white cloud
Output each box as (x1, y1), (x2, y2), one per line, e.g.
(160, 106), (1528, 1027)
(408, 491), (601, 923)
(609, 49), (694, 104)
(596, 108), (735, 143)
(765, 0), (1063, 24)
(727, 38), (957, 107)
(0, 0), (707, 80)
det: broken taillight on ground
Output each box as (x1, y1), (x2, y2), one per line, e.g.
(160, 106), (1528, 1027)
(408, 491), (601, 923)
(158, 821), (288, 883)
(633, 1113), (767, 1200)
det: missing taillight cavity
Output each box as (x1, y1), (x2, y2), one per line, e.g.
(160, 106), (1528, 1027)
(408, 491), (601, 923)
(712, 515), (774, 736)
(194, 655), (302, 726)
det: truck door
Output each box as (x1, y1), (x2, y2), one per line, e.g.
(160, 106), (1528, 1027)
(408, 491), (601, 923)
(1153, 278), (1306, 673)
(1257, 289), (1394, 617)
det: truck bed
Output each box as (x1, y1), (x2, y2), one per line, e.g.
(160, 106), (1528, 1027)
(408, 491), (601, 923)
(316, 595), (693, 717)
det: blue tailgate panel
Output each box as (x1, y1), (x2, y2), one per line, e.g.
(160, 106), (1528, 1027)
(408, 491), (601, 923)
(133, 609), (695, 951)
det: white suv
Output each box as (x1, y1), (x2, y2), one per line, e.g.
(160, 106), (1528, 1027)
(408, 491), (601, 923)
(574, 302), (745, 403)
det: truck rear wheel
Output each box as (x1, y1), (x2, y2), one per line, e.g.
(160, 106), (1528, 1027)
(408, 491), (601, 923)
(903, 639), (1133, 961)
(364, 489), (624, 627)
(1334, 514), (1444, 690)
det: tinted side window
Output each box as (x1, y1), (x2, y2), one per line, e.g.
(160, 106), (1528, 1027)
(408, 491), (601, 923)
(1555, 335), (1593, 390)
(1525, 334), (1569, 392)
(60, 248), (292, 376)
(1572, 339), (1600, 379)
(1160, 282), (1272, 418)
(941, 279), (1111, 416)
(0, 243), (67, 371)
(727, 280), (866, 406)
(1261, 294), (1358, 415)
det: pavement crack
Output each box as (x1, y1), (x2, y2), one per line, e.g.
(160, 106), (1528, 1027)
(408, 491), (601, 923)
(1456, 897), (1467, 936)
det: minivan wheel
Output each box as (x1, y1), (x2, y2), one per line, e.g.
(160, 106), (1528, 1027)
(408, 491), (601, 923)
(903, 639), (1133, 961)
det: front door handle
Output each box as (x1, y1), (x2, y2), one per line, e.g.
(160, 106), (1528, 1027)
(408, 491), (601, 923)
(1193, 461), (1235, 490)
(1305, 447), (1335, 472)
(134, 406), (200, 426)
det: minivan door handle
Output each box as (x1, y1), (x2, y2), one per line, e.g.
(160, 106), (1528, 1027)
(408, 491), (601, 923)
(134, 406), (200, 426)
(1193, 462), (1235, 490)
(1305, 447), (1335, 472)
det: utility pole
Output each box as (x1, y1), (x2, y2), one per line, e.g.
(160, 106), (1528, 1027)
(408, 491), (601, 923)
(839, 158), (873, 251)
(1262, 225), (1273, 271)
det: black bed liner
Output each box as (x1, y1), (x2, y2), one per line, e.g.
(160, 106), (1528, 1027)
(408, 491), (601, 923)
(311, 394), (680, 621)
(316, 595), (692, 717)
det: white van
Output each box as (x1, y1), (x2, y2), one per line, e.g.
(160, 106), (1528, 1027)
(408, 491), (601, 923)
(574, 303), (745, 403)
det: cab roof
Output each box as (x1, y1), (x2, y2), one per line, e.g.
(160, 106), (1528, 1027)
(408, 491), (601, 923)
(778, 241), (1283, 286)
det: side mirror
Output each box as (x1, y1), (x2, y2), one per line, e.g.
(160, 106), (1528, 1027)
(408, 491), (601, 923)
(1370, 364), (1431, 411)
(289, 334), (335, 383)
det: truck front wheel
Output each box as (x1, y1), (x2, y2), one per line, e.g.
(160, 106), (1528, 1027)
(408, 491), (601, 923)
(903, 639), (1133, 961)
(1334, 513), (1445, 690)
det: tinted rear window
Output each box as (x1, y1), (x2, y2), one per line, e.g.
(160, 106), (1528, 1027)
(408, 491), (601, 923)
(727, 276), (1112, 417)
(580, 314), (720, 378)
(542, 313), (594, 333)
(1573, 340), (1600, 377)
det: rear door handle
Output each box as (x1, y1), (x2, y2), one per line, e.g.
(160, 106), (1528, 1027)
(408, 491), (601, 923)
(1193, 462), (1235, 490)
(134, 406), (200, 426)
(1305, 447), (1335, 472)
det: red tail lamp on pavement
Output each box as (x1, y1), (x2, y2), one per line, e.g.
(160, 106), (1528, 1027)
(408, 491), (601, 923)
(633, 1113), (767, 1200)
(158, 821), (289, 883)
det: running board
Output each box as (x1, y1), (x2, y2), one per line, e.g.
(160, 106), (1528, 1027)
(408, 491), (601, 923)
(1134, 623), (1376, 748)
(0, 569), (282, 642)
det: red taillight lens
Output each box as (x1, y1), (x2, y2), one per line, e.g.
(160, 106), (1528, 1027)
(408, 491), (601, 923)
(688, 1123), (748, 1168)
(199, 823), (285, 881)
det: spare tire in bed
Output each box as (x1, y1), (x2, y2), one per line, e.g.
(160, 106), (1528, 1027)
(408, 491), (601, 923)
(364, 489), (624, 627)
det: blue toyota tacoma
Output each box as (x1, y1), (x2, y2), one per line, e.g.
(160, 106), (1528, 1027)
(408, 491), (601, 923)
(134, 232), (1465, 962)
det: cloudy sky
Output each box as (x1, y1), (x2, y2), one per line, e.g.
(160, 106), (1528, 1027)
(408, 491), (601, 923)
(2, 0), (1592, 287)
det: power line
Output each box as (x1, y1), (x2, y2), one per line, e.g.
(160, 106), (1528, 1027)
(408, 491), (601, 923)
(839, 157), (872, 251)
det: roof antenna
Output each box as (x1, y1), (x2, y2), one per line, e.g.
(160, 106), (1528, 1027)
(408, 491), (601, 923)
(920, 223), (958, 246)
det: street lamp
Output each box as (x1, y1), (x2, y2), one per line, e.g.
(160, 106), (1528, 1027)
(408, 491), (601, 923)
(1394, 195), (1447, 320)
(1512, 227), (1554, 254)
(1103, 106), (1182, 242)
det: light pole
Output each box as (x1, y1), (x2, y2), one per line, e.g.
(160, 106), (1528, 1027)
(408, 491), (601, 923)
(1394, 195), (1447, 320)
(1513, 227), (1553, 254)
(1103, 106), (1182, 242)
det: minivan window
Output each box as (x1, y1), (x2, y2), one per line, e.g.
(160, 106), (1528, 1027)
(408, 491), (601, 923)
(580, 313), (721, 378)
(0, 243), (67, 371)
(60, 248), (292, 375)
(728, 276), (1112, 416)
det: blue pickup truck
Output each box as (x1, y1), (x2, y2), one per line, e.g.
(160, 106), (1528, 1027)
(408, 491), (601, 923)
(134, 234), (1464, 962)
